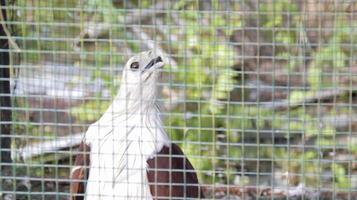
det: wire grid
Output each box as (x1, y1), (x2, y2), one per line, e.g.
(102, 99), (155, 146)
(1, 0), (357, 199)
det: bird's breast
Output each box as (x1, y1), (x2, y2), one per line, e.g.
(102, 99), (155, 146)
(84, 115), (169, 199)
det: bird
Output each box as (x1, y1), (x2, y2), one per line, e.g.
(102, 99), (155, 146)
(70, 50), (204, 200)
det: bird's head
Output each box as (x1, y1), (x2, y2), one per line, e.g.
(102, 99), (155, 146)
(122, 50), (164, 85)
(118, 50), (165, 107)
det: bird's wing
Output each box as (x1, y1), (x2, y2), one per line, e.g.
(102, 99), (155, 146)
(70, 142), (91, 200)
(146, 143), (205, 199)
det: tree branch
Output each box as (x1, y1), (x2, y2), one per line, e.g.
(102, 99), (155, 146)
(130, 26), (177, 67)
(0, 3), (20, 51)
(73, 1), (170, 50)
(263, 89), (349, 111)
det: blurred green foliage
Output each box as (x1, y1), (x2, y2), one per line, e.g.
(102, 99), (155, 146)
(10, 0), (356, 191)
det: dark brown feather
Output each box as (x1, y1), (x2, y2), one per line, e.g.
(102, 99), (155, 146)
(70, 142), (90, 200)
(147, 143), (205, 199)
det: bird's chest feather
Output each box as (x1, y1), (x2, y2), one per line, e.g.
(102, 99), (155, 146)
(90, 126), (163, 173)
(84, 115), (168, 199)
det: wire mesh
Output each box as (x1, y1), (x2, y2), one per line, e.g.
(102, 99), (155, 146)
(1, 0), (357, 199)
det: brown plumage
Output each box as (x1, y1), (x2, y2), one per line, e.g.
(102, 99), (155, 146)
(147, 143), (204, 199)
(70, 142), (90, 200)
(70, 143), (204, 199)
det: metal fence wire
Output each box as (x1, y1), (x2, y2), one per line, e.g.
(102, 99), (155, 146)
(1, 0), (357, 199)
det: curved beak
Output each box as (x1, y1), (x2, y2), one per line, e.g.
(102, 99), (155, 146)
(144, 56), (163, 70)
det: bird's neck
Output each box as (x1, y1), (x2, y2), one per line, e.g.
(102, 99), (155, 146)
(114, 84), (158, 114)
(97, 86), (160, 127)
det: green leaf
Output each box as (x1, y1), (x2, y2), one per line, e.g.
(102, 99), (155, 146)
(307, 67), (322, 91)
(71, 100), (111, 123)
(209, 68), (237, 113)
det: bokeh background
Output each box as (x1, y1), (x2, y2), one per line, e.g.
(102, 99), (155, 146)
(1, 0), (357, 199)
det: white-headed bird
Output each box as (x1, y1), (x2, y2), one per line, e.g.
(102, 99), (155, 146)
(70, 51), (204, 200)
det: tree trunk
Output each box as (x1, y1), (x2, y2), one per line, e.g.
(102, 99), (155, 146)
(0, 0), (12, 189)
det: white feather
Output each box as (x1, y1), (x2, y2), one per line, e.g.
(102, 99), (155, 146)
(84, 51), (169, 200)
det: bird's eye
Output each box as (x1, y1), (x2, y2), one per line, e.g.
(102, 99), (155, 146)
(130, 62), (140, 70)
